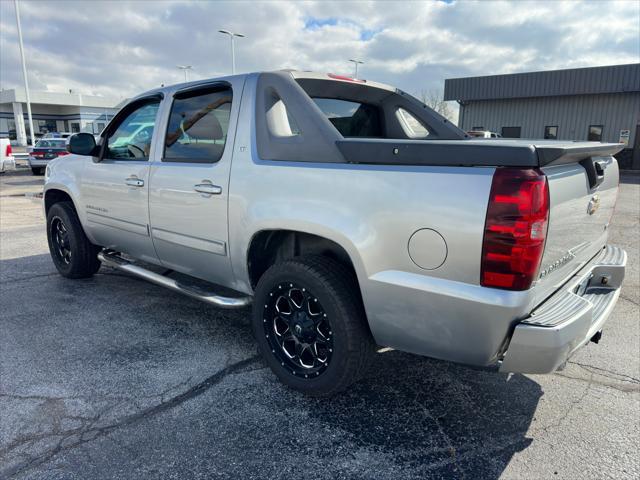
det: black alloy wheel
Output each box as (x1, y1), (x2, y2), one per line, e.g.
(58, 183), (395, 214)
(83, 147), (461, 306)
(46, 201), (101, 278)
(252, 256), (374, 396)
(263, 282), (333, 378)
(50, 216), (72, 265)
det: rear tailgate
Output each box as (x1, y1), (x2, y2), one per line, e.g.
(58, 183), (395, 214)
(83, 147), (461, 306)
(533, 149), (620, 306)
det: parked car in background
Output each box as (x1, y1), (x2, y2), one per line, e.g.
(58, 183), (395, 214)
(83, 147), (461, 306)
(0, 138), (16, 173)
(28, 138), (69, 175)
(467, 130), (502, 138)
(43, 132), (74, 140)
(44, 71), (626, 396)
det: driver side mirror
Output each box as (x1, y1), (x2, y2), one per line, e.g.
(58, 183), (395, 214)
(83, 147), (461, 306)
(67, 133), (98, 157)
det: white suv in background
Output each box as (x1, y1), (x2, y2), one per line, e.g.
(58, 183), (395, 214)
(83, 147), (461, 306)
(467, 130), (502, 138)
(0, 138), (16, 173)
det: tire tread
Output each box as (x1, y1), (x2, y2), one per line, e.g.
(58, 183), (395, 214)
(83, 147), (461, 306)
(47, 201), (101, 278)
(253, 255), (374, 396)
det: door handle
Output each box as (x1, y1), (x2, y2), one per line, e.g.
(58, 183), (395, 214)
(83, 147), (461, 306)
(125, 176), (144, 187)
(194, 182), (222, 195)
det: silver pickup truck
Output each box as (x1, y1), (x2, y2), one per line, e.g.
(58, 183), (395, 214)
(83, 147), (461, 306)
(44, 71), (627, 396)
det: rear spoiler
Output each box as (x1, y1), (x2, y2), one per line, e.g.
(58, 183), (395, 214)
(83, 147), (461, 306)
(534, 143), (624, 166)
(335, 139), (624, 168)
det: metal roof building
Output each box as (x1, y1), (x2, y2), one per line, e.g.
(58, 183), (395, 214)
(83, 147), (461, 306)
(444, 63), (640, 169)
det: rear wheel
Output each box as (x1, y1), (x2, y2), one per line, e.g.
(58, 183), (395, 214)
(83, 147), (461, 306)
(31, 167), (44, 175)
(252, 256), (374, 396)
(47, 201), (101, 278)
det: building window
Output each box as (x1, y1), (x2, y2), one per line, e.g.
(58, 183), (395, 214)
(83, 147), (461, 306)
(544, 126), (558, 139)
(588, 125), (603, 142)
(37, 120), (56, 134)
(501, 126), (521, 138)
(71, 122), (80, 133)
(7, 120), (16, 141)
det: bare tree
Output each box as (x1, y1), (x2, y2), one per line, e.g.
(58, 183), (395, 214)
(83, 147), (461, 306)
(419, 89), (455, 123)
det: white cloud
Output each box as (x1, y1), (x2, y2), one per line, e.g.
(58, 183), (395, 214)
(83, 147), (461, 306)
(0, 0), (638, 102)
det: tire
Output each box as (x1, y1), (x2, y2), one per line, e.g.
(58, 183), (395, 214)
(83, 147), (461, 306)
(252, 255), (374, 396)
(31, 167), (44, 175)
(47, 201), (101, 278)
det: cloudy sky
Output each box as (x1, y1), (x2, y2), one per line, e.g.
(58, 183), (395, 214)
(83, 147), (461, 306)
(1, 0), (639, 106)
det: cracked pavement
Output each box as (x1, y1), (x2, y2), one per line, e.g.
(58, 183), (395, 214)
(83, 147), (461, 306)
(1, 170), (638, 479)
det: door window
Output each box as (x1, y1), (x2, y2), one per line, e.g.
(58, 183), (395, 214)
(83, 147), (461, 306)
(105, 100), (160, 160)
(164, 87), (233, 163)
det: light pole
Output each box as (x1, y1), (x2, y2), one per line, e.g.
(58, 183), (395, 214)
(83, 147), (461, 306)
(349, 59), (364, 79)
(14, 0), (35, 146)
(176, 65), (192, 82)
(218, 30), (245, 74)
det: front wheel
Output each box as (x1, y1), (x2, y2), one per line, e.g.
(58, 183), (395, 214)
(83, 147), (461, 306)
(47, 201), (101, 278)
(252, 256), (374, 396)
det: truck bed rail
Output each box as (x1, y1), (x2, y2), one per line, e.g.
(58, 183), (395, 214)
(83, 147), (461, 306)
(336, 138), (624, 168)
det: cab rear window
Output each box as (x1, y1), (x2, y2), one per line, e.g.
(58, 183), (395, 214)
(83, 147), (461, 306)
(312, 98), (382, 138)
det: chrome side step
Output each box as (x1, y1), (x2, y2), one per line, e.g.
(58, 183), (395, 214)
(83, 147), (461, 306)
(98, 251), (252, 309)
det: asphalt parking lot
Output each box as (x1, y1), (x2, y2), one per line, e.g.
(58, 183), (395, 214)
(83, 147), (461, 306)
(1, 168), (638, 479)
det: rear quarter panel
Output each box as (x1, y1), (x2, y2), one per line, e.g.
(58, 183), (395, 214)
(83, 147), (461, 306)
(228, 75), (508, 365)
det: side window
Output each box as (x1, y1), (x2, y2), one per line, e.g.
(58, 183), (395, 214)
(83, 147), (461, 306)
(105, 100), (160, 160)
(396, 107), (429, 138)
(164, 87), (232, 163)
(265, 89), (300, 138)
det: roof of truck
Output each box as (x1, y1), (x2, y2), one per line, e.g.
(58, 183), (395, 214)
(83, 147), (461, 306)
(132, 70), (397, 102)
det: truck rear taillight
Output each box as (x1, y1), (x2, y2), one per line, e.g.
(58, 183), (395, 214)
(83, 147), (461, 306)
(5, 143), (11, 157)
(481, 168), (549, 291)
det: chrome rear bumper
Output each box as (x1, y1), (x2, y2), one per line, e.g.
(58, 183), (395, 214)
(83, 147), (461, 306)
(27, 158), (51, 167)
(499, 245), (626, 374)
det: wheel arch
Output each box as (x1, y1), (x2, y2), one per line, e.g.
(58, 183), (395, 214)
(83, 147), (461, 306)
(44, 188), (76, 216)
(43, 186), (98, 246)
(246, 229), (362, 291)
